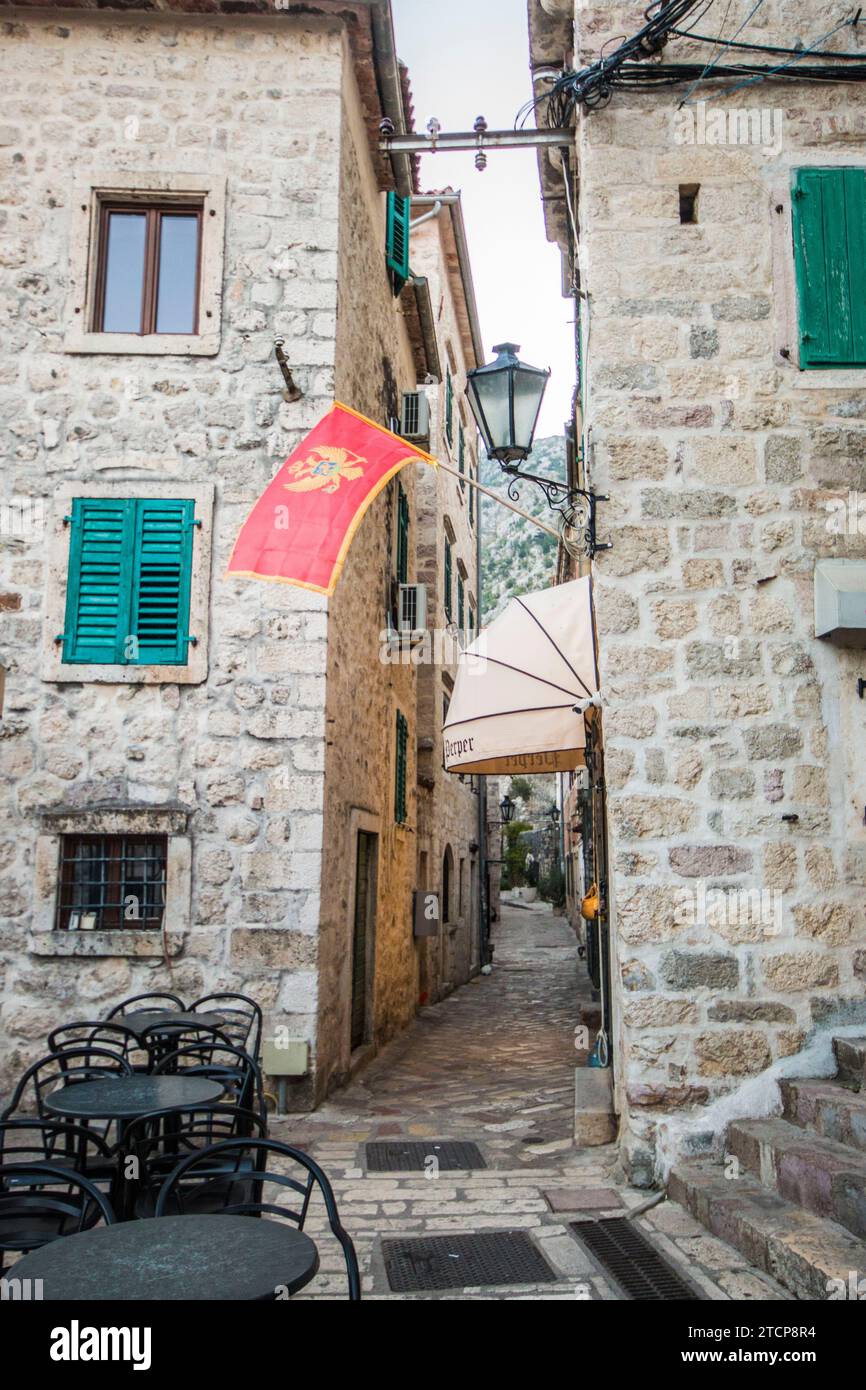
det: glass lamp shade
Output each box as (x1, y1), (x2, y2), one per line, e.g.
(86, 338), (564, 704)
(499, 795), (516, 824)
(466, 343), (551, 463)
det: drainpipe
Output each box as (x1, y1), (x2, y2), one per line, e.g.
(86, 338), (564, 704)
(368, 0), (413, 197)
(476, 450), (489, 971)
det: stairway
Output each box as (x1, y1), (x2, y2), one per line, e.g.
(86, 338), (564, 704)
(668, 1037), (866, 1300)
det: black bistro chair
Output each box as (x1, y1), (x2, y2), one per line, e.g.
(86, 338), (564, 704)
(0, 1116), (114, 1173)
(154, 1042), (265, 1126)
(47, 1020), (152, 1072)
(155, 1137), (361, 1300)
(119, 1105), (267, 1220)
(1, 1047), (132, 1125)
(0, 1162), (115, 1271)
(189, 993), (262, 1061)
(106, 992), (186, 1020)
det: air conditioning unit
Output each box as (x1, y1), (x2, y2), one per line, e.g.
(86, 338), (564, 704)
(401, 391), (430, 442)
(398, 583), (428, 641)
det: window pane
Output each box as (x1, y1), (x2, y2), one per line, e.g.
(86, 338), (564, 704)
(155, 214), (199, 333)
(102, 212), (146, 332)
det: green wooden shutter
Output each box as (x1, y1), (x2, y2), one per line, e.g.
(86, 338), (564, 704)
(129, 498), (194, 665)
(445, 368), (453, 448)
(386, 191), (411, 296)
(396, 483), (409, 585)
(792, 167), (866, 368)
(458, 426), (465, 486)
(395, 710), (408, 824)
(469, 465), (475, 524)
(62, 498), (134, 664)
(444, 539), (452, 621)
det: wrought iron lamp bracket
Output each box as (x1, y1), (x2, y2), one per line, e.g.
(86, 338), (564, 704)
(497, 462), (611, 559)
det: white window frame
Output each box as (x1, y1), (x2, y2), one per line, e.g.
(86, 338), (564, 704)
(30, 808), (191, 959)
(63, 172), (226, 357)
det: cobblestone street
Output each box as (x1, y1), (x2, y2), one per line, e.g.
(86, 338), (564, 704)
(281, 899), (790, 1300)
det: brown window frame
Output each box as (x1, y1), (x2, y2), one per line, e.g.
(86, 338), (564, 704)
(56, 833), (168, 932)
(92, 200), (204, 336)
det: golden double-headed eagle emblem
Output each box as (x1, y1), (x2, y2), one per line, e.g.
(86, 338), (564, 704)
(283, 446), (366, 495)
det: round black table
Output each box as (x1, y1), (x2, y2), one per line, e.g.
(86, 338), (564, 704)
(44, 1075), (224, 1121)
(121, 1010), (226, 1038)
(10, 1214), (319, 1300)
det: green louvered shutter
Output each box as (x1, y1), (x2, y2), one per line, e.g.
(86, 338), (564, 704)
(469, 465), (475, 525)
(445, 368), (453, 448)
(396, 483), (409, 585)
(386, 191), (411, 296)
(395, 710), (408, 824)
(458, 426), (465, 487)
(62, 498), (134, 664)
(128, 498), (194, 665)
(444, 539), (452, 621)
(458, 575), (464, 632)
(792, 167), (866, 368)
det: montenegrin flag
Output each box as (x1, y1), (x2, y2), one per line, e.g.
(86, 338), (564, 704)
(227, 402), (436, 596)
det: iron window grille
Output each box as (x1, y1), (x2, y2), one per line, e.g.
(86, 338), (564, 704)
(56, 834), (167, 932)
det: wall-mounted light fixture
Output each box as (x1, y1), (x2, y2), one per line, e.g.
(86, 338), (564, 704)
(465, 343), (609, 558)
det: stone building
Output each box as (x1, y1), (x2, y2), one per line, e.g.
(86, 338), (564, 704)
(529, 0), (866, 1182)
(408, 194), (486, 1003)
(0, 0), (483, 1106)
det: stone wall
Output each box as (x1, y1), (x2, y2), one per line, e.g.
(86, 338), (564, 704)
(411, 213), (482, 1001)
(315, 52), (420, 1099)
(570, 1), (866, 1179)
(0, 11), (378, 1102)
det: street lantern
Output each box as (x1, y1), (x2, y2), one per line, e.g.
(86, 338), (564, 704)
(499, 794), (516, 824)
(465, 343), (610, 559)
(548, 803), (561, 826)
(465, 343), (550, 464)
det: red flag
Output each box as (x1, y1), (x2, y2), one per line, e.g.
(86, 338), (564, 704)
(227, 403), (435, 596)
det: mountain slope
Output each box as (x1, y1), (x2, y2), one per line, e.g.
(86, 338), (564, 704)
(480, 435), (564, 622)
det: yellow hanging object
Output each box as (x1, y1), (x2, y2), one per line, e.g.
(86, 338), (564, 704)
(580, 882), (600, 921)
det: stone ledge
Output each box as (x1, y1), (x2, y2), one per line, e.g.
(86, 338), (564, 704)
(28, 931), (183, 959)
(40, 806), (190, 835)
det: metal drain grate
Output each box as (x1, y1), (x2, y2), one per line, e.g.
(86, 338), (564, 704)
(382, 1231), (557, 1291)
(571, 1218), (701, 1300)
(365, 1140), (486, 1172)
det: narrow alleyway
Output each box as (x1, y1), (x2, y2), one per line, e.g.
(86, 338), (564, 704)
(280, 900), (789, 1300)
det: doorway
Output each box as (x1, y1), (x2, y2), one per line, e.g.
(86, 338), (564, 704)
(351, 830), (378, 1052)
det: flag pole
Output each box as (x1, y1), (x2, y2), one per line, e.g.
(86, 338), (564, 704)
(432, 457), (561, 541)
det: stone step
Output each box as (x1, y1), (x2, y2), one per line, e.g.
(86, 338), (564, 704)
(781, 1078), (866, 1153)
(834, 1036), (866, 1088)
(728, 1117), (866, 1240)
(669, 1161), (866, 1301)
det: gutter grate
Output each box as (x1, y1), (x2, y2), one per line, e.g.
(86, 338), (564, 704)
(382, 1231), (557, 1291)
(571, 1218), (702, 1300)
(365, 1140), (486, 1172)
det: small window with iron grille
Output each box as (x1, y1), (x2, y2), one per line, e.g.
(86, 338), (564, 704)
(56, 834), (167, 931)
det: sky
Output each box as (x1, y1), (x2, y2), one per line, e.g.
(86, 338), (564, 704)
(392, 0), (574, 438)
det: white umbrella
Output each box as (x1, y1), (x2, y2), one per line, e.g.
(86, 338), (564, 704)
(443, 576), (599, 776)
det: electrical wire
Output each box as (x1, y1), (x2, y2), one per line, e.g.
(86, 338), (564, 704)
(679, 0), (762, 107)
(538, 2), (866, 122)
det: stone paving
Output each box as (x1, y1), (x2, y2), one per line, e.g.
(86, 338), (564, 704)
(276, 898), (790, 1301)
